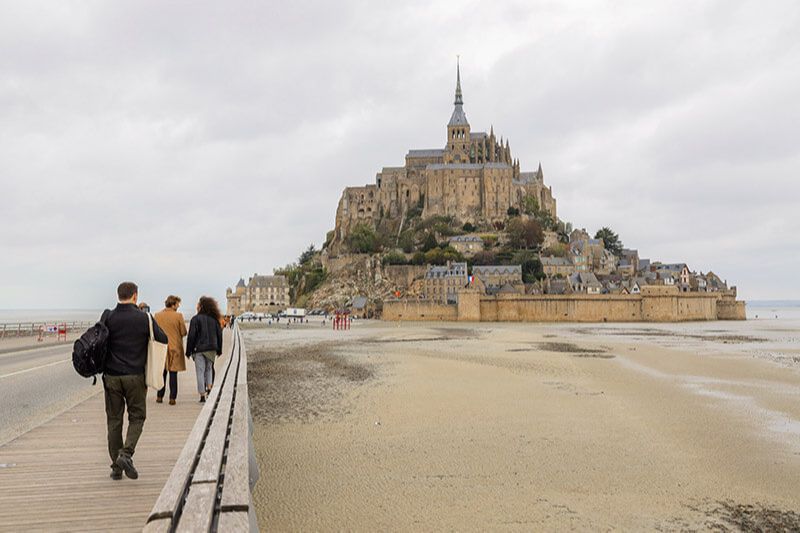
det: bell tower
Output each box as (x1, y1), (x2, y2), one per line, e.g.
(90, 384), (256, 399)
(446, 58), (470, 164)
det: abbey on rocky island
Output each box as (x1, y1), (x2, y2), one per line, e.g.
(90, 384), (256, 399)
(330, 61), (557, 251)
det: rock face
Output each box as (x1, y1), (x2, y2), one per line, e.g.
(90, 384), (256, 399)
(309, 255), (427, 311)
(328, 63), (557, 255)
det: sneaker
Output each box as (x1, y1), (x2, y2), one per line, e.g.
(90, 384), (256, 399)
(110, 467), (123, 480)
(169, 399), (176, 406)
(199, 395), (206, 403)
(115, 453), (138, 480)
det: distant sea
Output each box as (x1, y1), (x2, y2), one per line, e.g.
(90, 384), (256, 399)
(746, 300), (800, 320)
(0, 309), (102, 324)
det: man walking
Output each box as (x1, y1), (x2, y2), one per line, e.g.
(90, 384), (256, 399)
(103, 281), (167, 480)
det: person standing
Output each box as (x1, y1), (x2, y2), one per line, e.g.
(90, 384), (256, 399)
(103, 282), (168, 480)
(154, 295), (187, 405)
(186, 296), (223, 403)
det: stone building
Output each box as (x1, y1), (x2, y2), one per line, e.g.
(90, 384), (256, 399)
(330, 61), (557, 251)
(423, 261), (468, 304)
(448, 234), (484, 255)
(226, 274), (290, 315)
(472, 265), (523, 292)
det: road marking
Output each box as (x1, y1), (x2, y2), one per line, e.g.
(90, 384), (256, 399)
(0, 359), (70, 379)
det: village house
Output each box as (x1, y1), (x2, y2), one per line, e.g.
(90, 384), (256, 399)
(570, 272), (602, 294)
(423, 261), (468, 304)
(226, 274), (290, 315)
(540, 256), (575, 277)
(448, 235), (484, 255)
(472, 265), (523, 293)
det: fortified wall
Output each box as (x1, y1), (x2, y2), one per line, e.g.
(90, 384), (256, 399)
(383, 286), (746, 322)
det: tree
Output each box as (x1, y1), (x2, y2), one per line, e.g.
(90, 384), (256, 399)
(470, 250), (497, 265)
(522, 195), (539, 215)
(513, 250), (545, 283)
(595, 227), (623, 257)
(462, 222), (476, 232)
(507, 206), (520, 217)
(421, 232), (439, 252)
(382, 251), (408, 265)
(411, 251), (426, 265)
(506, 218), (544, 249)
(298, 244), (316, 265)
(346, 223), (380, 253)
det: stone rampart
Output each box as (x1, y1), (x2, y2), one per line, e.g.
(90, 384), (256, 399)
(381, 299), (457, 321)
(383, 289), (746, 322)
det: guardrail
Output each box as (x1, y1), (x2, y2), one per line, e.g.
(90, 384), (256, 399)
(0, 321), (94, 339)
(144, 325), (259, 532)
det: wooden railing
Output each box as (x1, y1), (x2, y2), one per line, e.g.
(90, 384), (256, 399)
(144, 326), (259, 532)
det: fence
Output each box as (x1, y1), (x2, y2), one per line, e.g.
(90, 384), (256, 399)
(0, 321), (93, 339)
(144, 325), (259, 532)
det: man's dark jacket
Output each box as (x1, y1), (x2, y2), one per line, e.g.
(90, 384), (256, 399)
(186, 314), (223, 356)
(104, 303), (168, 375)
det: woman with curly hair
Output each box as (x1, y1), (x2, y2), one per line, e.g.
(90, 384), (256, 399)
(186, 296), (223, 403)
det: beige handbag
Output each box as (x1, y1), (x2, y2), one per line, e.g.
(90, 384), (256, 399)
(145, 314), (168, 390)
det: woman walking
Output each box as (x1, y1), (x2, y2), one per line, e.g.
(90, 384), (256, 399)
(153, 295), (188, 405)
(186, 296), (223, 403)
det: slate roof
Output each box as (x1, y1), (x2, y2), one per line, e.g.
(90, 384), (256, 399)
(249, 275), (288, 288)
(407, 149), (445, 158)
(449, 235), (483, 243)
(473, 265), (522, 276)
(426, 162), (512, 171)
(351, 296), (368, 310)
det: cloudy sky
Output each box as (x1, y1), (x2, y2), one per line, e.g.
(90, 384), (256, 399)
(1, 0), (798, 310)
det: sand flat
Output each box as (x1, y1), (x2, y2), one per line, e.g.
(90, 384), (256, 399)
(243, 320), (800, 531)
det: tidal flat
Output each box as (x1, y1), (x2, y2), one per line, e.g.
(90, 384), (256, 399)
(243, 318), (800, 531)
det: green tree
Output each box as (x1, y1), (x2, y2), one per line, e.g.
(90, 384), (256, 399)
(382, 251), (408, 265)
(421, 232), (439, 252)
(346, 223), (380, 253)
(507, 206), (520, 217)
(462, 222), (476, 232)
(298, 244), (316, 265)
(522, 195), (540, 215)
(595, 227), (623, 257)
(470, 250), (497, 266)
(513, 250), (545, 283)
(411, 251), (426, 265)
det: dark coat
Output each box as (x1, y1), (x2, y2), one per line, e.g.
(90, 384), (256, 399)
(186, 313), (223, 357)
(104, 303), (168, 375)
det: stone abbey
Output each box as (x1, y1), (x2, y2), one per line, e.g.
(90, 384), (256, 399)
(330, 62), (557, 250)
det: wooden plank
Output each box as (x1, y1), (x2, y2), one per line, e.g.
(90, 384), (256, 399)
(220, 384), (250, 511)
(192, 381), (234, 483)
(217, 510), (250, 531)
(147, 391), (215, 520)
(142, 517), (172, 533)
(236, 334), (247, 385)
(175, 482), (216, 533)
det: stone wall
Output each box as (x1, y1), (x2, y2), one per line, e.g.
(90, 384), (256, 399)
(383, 288), (746, 322)
(383, 265), (427, 288)
(381, 299), (458, 321)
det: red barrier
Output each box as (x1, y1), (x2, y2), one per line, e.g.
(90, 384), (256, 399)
(57, 323), (67, 342)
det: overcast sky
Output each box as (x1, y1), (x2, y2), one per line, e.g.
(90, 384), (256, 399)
(1, 0), (798, 310)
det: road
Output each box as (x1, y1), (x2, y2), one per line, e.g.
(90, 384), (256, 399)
(0, 342), (99, 445)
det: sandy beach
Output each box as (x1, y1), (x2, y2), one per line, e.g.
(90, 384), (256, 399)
(243, 318), (800, 531)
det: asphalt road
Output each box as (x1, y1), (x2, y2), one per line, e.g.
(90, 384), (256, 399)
(0, 343), (100, 445)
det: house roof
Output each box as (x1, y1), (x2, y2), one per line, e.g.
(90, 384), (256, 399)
(249, 275), (288, 288)
(449, 235), (483, 243)
(540, 256), (571, 266)
(473, 265), (522, 276)
(407, 149), (445, 158)
(236, 278), (246, 288)
(351, 296), (368, 310)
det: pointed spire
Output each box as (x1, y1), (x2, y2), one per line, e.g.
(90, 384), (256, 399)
(454, 55), (463, 105)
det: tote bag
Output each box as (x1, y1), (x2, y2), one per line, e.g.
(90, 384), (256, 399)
(145, 314), (168, 390)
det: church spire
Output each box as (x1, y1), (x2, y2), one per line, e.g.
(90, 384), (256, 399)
(454, 56), (463, 105)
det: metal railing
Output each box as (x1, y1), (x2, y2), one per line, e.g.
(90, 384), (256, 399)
(0, 321), (94, 339)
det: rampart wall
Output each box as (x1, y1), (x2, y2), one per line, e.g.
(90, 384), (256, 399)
(384, 289), (746, 322)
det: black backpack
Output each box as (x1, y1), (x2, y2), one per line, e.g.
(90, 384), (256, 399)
(72, 309), (111, 384)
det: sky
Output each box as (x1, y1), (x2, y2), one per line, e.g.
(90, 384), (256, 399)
(1, 0), (799, 310)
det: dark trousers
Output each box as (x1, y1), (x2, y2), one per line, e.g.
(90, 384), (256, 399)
(102, 373), (147, 465)
(157, 369), (178, 400)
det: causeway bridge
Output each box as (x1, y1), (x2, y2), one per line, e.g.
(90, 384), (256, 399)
(0, 325), (258, 532)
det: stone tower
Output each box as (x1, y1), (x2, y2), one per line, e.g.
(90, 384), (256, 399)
(445, 59), (470, 164)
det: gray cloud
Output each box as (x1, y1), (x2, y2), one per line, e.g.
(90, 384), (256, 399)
(1, 0), (798, 309)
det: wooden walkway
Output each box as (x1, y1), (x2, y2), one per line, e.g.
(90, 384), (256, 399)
(0, 330), (232, 532)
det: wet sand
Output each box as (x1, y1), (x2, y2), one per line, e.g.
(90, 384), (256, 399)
(243, 319), (800, 531)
